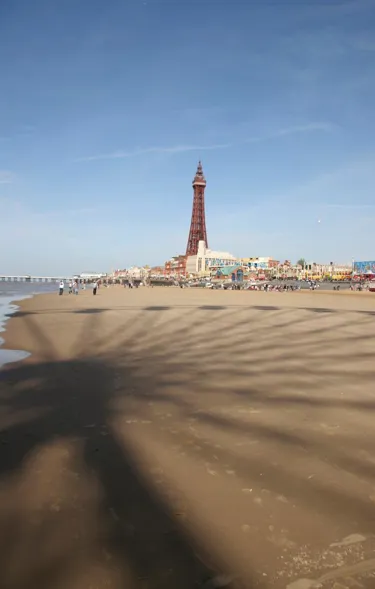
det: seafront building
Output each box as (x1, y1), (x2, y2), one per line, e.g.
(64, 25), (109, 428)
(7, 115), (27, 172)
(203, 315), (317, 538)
(164, 255), (187, 277)
(299, 263), (352, 280)
(78, 272), (107, 280)
(240, 257), (279, 271)
(113, 267), (149, 281)
(185, 240), (237, 275)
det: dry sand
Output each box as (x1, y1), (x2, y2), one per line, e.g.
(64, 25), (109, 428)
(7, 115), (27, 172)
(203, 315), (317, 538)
(1, 286), (375, 589)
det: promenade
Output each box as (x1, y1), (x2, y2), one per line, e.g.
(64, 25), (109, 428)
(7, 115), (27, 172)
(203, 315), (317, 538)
(1, 287), (375, 589)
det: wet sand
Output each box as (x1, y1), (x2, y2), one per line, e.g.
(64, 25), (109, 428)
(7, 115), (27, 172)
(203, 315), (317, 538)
(1, 287), (375, 589)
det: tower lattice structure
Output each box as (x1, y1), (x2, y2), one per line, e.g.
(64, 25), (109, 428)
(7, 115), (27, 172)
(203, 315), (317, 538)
(186, 161), (208, 256)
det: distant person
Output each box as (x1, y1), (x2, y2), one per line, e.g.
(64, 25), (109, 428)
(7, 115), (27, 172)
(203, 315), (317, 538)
(59, 281), (64, 296)
(68, 281), (73, 294)
(93, 281), (98, 296)
(73, 281), (79, 295)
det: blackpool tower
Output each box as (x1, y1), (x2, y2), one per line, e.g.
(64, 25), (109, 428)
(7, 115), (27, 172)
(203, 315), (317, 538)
(186, 161), (208, 256)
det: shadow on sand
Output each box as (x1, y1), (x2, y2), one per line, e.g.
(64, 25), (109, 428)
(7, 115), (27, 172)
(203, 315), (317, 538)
(0, 356), (232, 589)
(1, 301), (375, 588)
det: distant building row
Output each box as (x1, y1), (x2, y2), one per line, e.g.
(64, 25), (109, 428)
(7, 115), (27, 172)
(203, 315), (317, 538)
(149, 244), (353, 280)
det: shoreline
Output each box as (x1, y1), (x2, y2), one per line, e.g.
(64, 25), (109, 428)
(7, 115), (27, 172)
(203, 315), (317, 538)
(0, 281), (58, 368)
(1, 290), (100, 368)
(0, 295), (34, 368)
(0, 292), (57, 368)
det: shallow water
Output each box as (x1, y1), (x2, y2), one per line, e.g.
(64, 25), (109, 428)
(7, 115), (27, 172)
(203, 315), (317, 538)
(0, 282), (58, 367)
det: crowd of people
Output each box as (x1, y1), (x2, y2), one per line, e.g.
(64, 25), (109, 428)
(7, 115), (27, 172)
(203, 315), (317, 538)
(58, 280), (99, 296)
(246, 283), (302, 292)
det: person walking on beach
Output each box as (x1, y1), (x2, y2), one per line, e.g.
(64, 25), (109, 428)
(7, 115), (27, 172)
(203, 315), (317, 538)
(68, 281), (73, 294)
(73, 281), (79, 295)
(59, 280), (64, 296)
(93, 281), (98, 296)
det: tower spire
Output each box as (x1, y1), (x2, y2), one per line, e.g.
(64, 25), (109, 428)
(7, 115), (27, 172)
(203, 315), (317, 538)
(196, 160), (204, 178)
(186, 161), (208, 256)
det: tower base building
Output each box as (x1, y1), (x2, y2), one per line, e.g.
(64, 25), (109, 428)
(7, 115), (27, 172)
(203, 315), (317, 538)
(186, 240), (237, 275)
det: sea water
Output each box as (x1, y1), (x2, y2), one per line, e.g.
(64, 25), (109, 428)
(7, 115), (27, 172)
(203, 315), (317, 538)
(0, 282), (58, 368)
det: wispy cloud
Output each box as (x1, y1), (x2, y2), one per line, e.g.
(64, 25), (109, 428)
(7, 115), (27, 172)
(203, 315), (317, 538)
(76, 143), (231, 162)
(76, 122), (333, 162)
(273, 122), (334, 136)
(320, 203), (375, 209)
(244, 122), (334, 144)
(0, 171), (15, 184)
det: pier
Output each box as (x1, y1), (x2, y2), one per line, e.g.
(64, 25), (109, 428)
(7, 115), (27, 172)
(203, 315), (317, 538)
(0, 276), (73, 283)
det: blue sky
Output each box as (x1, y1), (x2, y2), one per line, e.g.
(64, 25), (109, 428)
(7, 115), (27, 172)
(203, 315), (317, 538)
(1, 0), (375, 274)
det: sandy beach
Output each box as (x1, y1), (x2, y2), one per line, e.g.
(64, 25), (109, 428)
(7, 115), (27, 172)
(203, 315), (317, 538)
(1, 286), (375, 589)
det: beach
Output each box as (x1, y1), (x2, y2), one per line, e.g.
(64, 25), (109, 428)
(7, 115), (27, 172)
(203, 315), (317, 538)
(1, 286), (375, 589)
